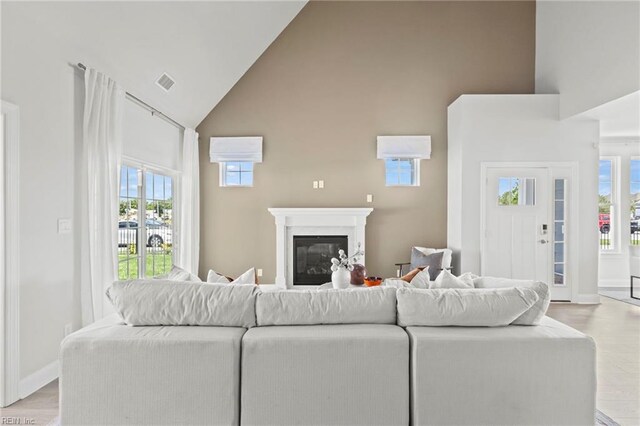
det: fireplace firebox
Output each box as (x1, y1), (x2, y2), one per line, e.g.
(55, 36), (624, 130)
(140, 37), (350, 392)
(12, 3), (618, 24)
(293, 235), (348, 285)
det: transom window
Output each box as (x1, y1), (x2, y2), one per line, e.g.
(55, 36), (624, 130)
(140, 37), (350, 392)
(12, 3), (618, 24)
(118, 165), (174, 279)
(385, 158), (419, 186)
(220, 161), (254, 187)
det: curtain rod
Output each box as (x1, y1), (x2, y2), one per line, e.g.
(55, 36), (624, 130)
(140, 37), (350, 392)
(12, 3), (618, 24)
(77, 62), (186, 131)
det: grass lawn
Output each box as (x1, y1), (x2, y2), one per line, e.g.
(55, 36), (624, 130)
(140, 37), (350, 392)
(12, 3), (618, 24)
(118, 252), (173, 279)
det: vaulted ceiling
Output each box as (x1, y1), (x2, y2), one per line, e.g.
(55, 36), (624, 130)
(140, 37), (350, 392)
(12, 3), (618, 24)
(3, 1), (306, 128)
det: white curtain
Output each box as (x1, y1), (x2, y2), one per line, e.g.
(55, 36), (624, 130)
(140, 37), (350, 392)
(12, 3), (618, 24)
(81, 68), (124, 324)
(177, 128), (200, 275)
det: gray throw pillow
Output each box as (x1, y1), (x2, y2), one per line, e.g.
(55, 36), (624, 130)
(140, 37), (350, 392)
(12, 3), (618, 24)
(411, 249), (444, 281)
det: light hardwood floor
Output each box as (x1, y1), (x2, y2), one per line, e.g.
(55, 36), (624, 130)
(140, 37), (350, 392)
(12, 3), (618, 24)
(547, 296), (640, 426)
(1, 296), (638, 426)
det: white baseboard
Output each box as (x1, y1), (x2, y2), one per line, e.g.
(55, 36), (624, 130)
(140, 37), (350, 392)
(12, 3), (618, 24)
(575, 294), (601, 304)
(18, 360), (59, 399)
(598, 279), (629, 288)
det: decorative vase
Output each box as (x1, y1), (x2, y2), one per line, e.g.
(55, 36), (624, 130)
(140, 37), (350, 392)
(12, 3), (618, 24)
(350, 264), (367, 285)
(331, 268), (351, 289)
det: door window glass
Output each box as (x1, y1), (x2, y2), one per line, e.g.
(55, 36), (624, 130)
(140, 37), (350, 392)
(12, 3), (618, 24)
(498, 177), (536, 206)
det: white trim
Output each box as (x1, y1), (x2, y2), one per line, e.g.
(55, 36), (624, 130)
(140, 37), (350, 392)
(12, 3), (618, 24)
(18, 360), (58, 400)
(480, 161), (580, 303)
(268, 208), (373, 288)
(575, 294), (601, 304)
(598, 278), (630, 288)
(1, 101), (20, 408)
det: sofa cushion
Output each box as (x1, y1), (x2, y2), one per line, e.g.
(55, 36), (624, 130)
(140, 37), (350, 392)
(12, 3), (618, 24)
(473, 276), (550, 325)
(241, 324), (409, 426)
(406, 317), (596, 425)
(106, 280), (257, 327)
(60, 314), (245, 425)
(396, 287), (538, 327)
(256, 287), (397, 326)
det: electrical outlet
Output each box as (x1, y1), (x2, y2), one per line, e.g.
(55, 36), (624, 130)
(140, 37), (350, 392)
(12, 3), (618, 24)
(257, 269), (263, 277)
(64, 323), (73, 337)
(313, 181), (319, 189)
(318, 180), (325, 189)
(58, 218), (72, 234)
(366, 194), (373, 203)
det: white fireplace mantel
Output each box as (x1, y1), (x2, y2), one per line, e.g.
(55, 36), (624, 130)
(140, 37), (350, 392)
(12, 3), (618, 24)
(268, 208), (373, 288)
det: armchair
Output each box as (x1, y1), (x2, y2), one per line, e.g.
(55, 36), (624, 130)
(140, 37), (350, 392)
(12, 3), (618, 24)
(395, 247), (453, 277)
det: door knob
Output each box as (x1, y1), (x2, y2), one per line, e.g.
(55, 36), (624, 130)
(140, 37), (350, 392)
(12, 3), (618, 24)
(539, 239), (549, 244)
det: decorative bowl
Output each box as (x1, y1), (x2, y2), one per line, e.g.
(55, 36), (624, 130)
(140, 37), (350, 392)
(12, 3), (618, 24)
(364, 276), (383, 287)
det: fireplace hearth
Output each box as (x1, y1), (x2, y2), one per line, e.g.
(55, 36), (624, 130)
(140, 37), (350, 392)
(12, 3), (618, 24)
(293, 235), (348, 285)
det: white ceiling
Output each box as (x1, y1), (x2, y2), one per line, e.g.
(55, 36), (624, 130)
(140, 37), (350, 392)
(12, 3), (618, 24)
(580, 90), (640, 137)
(4, 1), (306, 128)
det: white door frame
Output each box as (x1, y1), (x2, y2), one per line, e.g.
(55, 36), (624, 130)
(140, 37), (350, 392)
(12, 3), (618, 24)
(480, 161), (579, 302)
(1, 100), (20, 407)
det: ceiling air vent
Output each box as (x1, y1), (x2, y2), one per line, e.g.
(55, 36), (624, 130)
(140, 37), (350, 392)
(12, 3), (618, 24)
(156, 73), (175, 92)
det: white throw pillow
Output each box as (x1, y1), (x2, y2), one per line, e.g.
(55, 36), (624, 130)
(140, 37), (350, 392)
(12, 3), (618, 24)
(410, 268), (431, 289)
(155, 265), (201, 282)
(473, 276), (550, 325)
(256, 287), (397, 326)
(383, 278), (412, 288)
(396, 287), (539, 327)
(430, 269), (474, 289)
(106, 280), (257, 327)
(207, 269), (231, 284)
(233, 268), (256, 284)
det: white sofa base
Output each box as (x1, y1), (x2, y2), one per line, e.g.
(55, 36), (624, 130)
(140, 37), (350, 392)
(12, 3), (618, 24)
(241, 324), (409, 426)
(60, 314), (245, 426)
(406, 316), (596, 426)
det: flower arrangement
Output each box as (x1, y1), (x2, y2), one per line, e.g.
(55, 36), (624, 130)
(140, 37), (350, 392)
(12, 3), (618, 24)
(330, 243), (364, 272)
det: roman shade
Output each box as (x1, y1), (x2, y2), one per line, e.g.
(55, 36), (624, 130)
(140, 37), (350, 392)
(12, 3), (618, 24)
(376, 135), (431, 159)
(210, 136), (263, 163)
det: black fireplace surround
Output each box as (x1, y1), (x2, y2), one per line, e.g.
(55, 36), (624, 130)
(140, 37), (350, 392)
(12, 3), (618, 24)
(293, 235), (348, 285)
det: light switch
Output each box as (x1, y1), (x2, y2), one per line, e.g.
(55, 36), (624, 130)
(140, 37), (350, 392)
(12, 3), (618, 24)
(318, 180), (325, 189)
(257, 269), (263, 277)
(313, 181), (319, 189)
(366, 194), (373, 203)
(58, 218), (72, 234)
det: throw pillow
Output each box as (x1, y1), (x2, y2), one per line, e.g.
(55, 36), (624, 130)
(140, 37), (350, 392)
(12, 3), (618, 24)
(410, 249), (444, 280)
(410, 268), (431, 289)
(155, 265), (201, 282)
(400, 267), (424, 282)
(233, 267), (257, 285)
(430, 269), (474, 289)
(207, 269), (231, 284)
(396, 287), (539, 327)
(473, 276), (550, 325)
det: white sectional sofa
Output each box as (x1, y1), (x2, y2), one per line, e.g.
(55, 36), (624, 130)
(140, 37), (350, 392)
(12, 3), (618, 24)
(60, 281), (596, 426)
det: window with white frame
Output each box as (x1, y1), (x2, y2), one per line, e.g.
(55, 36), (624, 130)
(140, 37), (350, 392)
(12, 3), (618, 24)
(385, 158), (419, 186)
(118, 164), (174, 279)
(599, 158), (616, 251)
(631, 158), (640, 246)
(220, 161), (254, 187)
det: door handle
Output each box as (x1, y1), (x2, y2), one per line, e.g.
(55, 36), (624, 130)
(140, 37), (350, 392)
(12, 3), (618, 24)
(539, 239), (549, 244)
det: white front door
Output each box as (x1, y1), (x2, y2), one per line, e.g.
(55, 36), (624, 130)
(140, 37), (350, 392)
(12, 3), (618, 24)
(483, 166), (571, 300)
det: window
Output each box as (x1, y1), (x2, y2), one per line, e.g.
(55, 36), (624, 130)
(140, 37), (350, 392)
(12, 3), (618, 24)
(599, 159), (615, 251)
(385, 158), (419, 186)
(497, 177), (536, 206)
(631, 158), (640, 246)
(220, 161), (254, 187)
(118, 165), (174, 279)
(554, 179), (567, 285)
